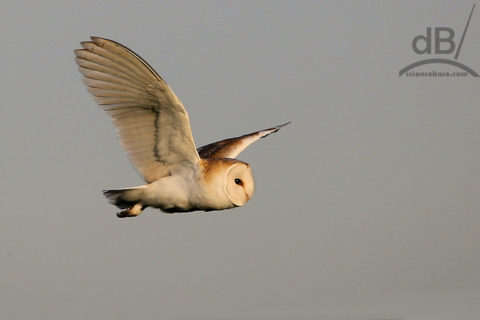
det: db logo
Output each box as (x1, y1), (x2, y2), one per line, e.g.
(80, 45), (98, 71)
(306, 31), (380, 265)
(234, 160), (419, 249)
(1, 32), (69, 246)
(412, 27), (456, 55)
(399, 4), (478, 77)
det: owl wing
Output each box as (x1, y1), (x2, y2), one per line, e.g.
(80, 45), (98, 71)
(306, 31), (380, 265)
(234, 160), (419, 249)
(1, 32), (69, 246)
(75, 37), (200, 183)
(197, 122), (290, 159)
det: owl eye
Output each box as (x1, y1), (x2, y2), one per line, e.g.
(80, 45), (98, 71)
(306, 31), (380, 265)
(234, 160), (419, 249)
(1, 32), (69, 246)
(234, 178), (242, 185)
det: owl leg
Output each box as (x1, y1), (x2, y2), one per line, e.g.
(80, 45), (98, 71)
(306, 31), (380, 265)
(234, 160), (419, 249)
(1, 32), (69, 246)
(117, 203), (144, 218)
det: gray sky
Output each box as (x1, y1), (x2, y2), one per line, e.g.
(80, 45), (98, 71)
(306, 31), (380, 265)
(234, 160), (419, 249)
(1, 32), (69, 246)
(1, 1), (480, 319)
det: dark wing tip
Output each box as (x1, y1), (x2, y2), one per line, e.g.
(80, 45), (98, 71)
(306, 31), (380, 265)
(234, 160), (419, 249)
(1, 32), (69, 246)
(89, 36), (118, 49)
(260, 121), (291, 139)
(90, 36), (106, 42)
(90, 36), (128, 49)
(275, 121), (291, 129)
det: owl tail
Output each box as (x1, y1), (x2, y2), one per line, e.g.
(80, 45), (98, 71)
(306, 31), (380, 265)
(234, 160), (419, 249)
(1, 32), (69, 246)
(103, 187), (146, 217)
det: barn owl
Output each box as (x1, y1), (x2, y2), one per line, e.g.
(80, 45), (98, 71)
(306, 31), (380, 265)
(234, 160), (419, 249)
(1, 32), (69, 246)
(74, 37), (289, 217)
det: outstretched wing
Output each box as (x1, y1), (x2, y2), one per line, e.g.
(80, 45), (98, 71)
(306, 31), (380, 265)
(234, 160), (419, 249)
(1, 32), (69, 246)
(197, 122), (290, 159)
(75, 37), (200, 183)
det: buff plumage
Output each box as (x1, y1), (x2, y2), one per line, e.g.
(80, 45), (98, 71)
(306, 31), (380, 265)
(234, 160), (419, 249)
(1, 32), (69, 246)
(75, 37), (289, 217)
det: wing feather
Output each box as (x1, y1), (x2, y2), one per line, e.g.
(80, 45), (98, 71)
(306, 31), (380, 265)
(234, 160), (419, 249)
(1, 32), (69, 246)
(198, 122), (290, 159)
(75, 37), (200, 183)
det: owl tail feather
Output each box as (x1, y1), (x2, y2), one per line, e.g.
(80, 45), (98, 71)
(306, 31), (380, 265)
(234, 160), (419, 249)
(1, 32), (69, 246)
(103, 187), (147, 218)
(102, 187), (144, 209)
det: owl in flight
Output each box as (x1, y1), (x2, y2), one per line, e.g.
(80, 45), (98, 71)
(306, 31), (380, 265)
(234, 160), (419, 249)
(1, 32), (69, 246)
(74, 37), (289, 217)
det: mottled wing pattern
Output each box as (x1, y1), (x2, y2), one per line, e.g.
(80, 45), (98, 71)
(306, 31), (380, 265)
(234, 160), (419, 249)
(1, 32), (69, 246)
(74, 37), (200, 183)
(197, 122), (290, 159)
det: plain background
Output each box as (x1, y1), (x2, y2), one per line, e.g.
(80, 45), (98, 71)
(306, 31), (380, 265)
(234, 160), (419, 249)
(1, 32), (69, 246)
(1, 1), (479, 319)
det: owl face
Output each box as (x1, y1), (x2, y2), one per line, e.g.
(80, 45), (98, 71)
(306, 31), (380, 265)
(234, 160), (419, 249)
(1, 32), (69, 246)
(224, 162), (255, 206)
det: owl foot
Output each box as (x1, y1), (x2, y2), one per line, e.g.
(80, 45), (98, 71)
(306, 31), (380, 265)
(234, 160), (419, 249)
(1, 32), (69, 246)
(116, 203), (144, 218)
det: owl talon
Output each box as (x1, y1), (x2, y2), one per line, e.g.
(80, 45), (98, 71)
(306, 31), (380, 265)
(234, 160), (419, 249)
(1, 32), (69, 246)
(116, 203), (144, 218)
(116, 210), (130, 218)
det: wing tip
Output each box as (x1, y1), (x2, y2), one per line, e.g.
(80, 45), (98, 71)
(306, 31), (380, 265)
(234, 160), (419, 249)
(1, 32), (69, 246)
(90, 36), (106, 43)
(260, 121), (291, 138)
(73, 48), (83, 56)
(80, 41), (94, 49)
(275, 121), (291, 129)
(90, 36), (126, 49)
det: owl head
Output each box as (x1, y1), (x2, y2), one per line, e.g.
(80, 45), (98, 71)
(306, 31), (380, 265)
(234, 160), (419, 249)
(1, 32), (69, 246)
(202, 158), (255, 208)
